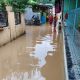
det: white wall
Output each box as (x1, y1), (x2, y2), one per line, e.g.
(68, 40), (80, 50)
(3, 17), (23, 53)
(8, 12), (16, 40)
(25, 7), (41, 21)
(15, 14), (25, 37)
(0, 27), (10, 46)
(0, 10), (25, 46)
(25, 7), (33, 20)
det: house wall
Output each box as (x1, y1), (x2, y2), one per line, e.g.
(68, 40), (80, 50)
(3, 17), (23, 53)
(0, 8), (25, 46)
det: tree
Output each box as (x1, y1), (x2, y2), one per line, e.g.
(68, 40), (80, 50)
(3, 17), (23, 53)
(12, 0), (28, 12)
(0, 0), (6, 11)
(0, 0), (39, 12)
(5, 0), (28, 12)
(0, 0), (28, 12)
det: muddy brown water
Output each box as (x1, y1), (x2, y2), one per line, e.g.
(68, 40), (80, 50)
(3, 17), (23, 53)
(0, 24), (65, 80)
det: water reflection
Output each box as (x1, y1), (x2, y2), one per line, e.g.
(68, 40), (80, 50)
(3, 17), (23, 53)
(1, 25), (58, 80)
(30, 34), (57, 68)
(2, 68), (45, 80)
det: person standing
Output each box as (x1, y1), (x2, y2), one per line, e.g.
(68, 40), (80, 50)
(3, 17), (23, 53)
(53, 14), (58, 31)
(48, 15), (53, 25)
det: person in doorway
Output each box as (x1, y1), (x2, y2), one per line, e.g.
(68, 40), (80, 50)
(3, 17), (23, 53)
(46, 15), (49, 22)
(53, 14), (58, 31)
(58, 22), (62, 33)
(48, 14), (53, 25)
(64, 12), (68, 20)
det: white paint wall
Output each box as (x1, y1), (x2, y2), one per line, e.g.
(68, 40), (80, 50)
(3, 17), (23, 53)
(24, 7), (41, 21)
(25, 7), (33, 20)
(8, 12), (16, 40)
(0, 8), (25, 46)
(0, 27), (10, 46)
(16, 14), (25, 37)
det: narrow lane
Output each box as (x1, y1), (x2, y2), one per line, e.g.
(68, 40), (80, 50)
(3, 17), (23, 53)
(0, 24), (64, 80)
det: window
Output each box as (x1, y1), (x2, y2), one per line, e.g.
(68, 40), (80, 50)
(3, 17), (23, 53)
(14, 12), (21, 25)
(0, 11), (8, 27)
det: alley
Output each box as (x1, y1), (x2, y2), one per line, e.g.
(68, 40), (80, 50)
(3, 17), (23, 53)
(0, 24), (65, 80)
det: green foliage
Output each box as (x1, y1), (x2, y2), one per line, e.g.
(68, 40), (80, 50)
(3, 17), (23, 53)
(0, 0), (39, 12)
(0, 0), (6, 11)
(12, 0), (28, 12)
(12, 0), (39, 12)
(5, 0), (13, 5)
(0, 0), (3, 4)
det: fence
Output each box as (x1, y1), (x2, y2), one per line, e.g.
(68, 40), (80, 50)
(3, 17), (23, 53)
(66, 8), (80, 46)
(65, 7), (80, 80)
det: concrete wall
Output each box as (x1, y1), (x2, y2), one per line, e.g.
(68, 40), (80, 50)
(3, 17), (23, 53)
(0, 27), (10, 46)
(0, 7), (25, 46)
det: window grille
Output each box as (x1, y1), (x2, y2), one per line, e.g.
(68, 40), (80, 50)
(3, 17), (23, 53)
(0, 11), (8, 27)
(14, 12), (21, 25)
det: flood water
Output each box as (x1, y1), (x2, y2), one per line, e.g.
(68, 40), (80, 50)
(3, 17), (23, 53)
(0, 24), (64, 80)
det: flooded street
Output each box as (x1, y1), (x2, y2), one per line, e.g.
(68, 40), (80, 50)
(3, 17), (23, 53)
(0, 24), (64, 80)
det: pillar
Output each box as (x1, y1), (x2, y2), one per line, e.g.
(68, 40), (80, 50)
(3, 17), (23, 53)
(6, 6), (16, 40)
(21, 13), (26, 34)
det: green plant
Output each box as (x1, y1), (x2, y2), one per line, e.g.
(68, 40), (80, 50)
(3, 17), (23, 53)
(0, 0), (6, 11)
(10, 0), (29, 12)
(5, 0), (13, 5)
(0, 0), (39, 12)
